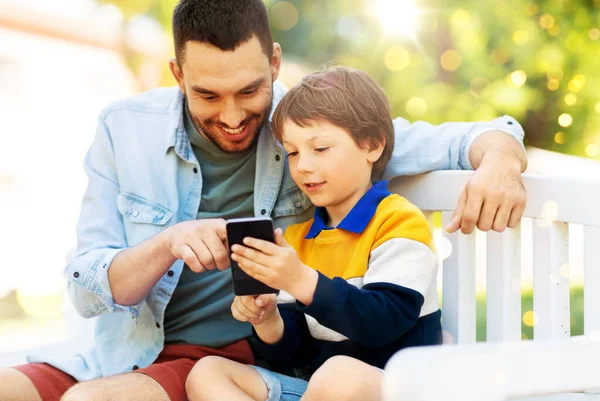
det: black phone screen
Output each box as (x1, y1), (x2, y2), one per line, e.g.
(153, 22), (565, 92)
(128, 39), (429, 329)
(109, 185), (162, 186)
(226, 217), (279, 295)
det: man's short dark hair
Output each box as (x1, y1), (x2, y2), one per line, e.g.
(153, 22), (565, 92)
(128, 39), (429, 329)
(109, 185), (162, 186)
(173, 0), (273, 64)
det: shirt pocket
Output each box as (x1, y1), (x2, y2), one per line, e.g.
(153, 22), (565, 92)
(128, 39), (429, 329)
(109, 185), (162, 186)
(117, 192), (174, 246)
(272, 186), (312, 218)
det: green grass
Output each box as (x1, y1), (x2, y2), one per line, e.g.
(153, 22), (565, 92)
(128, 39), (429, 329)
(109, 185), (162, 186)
(475, 286), (584, 341)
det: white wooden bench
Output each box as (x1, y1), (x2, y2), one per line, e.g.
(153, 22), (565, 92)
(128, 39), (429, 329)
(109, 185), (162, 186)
(384, 171), (600, 401)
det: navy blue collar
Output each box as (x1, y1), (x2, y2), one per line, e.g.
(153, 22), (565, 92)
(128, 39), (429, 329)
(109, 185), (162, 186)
(305, 180), (391, 239)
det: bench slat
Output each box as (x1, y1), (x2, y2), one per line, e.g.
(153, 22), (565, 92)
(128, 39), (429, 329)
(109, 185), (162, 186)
(442, 212), (477, 344)
(584, 226), (600, 337)
(533, 221), (570, 340)
(486, 227), (522, 342)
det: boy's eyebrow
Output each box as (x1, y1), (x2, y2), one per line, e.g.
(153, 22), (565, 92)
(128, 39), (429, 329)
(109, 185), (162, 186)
(283, 135), (333, 146)
(191, 78), (265, 96)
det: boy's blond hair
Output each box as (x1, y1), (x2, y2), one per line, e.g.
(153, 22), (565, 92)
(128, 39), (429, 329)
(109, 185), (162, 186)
(272, 66), (394, 173)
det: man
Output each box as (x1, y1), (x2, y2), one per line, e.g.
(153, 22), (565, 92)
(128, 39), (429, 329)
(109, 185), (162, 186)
(0, 1), (527, 400)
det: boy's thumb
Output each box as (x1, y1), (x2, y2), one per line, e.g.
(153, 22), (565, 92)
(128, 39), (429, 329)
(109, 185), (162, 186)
(274, 228), (287, 247)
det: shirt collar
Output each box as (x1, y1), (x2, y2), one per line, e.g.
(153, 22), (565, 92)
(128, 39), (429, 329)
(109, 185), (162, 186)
(305, 180), (391, 239)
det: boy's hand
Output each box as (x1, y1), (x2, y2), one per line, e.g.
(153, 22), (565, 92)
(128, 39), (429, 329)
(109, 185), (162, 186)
(231, 228), (318, 304)
(231, 294), (277, 325)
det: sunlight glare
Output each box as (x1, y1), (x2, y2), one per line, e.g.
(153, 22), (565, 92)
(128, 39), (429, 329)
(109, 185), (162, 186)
(376, 0), (421, 37)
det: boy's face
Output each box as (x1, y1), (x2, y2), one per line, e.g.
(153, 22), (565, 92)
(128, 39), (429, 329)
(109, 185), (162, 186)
(281, 120), (383, 219)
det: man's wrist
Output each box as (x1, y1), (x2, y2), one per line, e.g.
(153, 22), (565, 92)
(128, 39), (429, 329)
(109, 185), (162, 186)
(469, 130), (527, 172)
(480, 150), (524, 173)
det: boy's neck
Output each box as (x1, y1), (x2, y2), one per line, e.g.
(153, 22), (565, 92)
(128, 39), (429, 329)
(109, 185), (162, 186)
(325, 181), (373, 227)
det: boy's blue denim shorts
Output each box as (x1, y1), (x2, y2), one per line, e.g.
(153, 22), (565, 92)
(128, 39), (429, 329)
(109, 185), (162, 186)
(250, 365), (309, 401)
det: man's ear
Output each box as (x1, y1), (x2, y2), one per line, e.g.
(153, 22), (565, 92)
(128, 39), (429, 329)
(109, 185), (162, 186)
(169, 58), (185, 94)
(270, 43), (282, 82)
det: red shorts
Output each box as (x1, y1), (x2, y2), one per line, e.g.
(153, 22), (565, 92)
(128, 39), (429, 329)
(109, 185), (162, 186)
(14, 340), (254, 401)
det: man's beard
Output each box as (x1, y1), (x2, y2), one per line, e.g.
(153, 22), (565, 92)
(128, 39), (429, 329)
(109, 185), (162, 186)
(185, 92), (273, 154)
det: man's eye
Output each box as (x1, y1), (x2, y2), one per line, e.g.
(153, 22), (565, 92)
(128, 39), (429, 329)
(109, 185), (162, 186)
(241, 89), (257, 96)
(203, 96), (218, 101)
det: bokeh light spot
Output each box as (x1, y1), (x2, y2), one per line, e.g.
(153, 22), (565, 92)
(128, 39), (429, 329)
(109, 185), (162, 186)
(406, 97), (428, 117)
(568, 74), (586, 92)
(510, 70), (527, 86)
(440, 49), (462, 71)
(554, 132), (566, 144)
(384, 46), (410, 71)
(564, 94), (577, 106)
(539, 14), (555, 30)
(547, 80), (559, 91)
(589, 28), (600, 40)
(595, 102), (600, 114)
(586, 144), (599, 158)
(270, 2), (299, 31)
(523, 311), (538, 327)
(513, 30), (530, 45)
(542, 200), (559, 222)
(558, 113), (573, 127)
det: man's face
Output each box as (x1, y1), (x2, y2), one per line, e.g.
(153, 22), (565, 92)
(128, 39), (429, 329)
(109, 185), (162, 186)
(171, 36), (281, 153)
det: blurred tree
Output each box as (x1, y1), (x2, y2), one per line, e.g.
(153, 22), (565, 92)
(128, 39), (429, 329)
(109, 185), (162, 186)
(101, 0), (600, 159)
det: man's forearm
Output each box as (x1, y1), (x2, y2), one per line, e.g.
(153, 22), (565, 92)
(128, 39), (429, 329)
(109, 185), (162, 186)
(108, 228), (177, 306)
(469, 130), (527, 171)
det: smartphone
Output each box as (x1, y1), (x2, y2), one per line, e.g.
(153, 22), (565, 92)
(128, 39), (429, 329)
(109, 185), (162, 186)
(226, 217), (279, 296)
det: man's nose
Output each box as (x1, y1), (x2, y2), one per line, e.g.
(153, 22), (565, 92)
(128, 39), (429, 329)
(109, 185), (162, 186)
(219, 99), (246, 129)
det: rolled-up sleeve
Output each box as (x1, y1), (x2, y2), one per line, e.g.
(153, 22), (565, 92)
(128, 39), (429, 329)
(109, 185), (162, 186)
(64, 115), (142, 319)
(382, 115), (525, 179)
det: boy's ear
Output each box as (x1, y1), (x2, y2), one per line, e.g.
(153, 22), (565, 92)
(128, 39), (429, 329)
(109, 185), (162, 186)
(366, 139), (385, 165)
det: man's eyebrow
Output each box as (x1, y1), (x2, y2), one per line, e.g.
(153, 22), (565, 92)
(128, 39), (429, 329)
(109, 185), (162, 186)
(191, 78), (265, 96)
(238, 78), (265, 93)
(191, 85), (218, 96)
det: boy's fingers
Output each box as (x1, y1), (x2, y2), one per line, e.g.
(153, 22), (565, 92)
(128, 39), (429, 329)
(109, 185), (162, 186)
(242, 237), (280, 255)
(255, 294), (276, 307)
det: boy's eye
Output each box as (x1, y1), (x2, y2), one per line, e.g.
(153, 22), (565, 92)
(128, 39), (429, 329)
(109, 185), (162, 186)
(287, 151), (299, 157)
(315, 147), (329, 153)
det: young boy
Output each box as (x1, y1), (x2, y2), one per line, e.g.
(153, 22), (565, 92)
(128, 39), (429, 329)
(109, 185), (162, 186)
(185, 66), (441, 401)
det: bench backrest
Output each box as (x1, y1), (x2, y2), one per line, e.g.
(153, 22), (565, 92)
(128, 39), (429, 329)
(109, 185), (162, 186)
(389, 171), (600, 344)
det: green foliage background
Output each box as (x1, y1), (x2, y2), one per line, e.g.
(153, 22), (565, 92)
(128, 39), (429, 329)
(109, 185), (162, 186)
(102, 0), (600, 159)
(101, 0), (600, 160)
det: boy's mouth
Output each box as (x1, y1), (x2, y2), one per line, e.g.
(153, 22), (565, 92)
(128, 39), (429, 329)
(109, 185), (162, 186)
(304, 182), (326, 192)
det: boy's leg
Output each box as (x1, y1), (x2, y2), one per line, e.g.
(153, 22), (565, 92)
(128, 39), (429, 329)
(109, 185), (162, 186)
(301, 356), (383, 401)
(186, 356), (268, 401)
(0, 367), (43, 401)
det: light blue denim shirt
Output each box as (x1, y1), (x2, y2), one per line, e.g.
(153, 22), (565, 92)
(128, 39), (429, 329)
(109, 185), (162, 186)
(28, 81), (524, 381)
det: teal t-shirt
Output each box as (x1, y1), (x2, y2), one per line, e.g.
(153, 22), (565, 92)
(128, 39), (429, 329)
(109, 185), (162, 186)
(163, 106), (256, 346)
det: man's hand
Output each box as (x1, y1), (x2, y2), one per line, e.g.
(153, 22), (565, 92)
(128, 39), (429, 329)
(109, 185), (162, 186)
(446, 151), (526, 234)
(167, 219), (229, 272)
(231, 228), (318, 304)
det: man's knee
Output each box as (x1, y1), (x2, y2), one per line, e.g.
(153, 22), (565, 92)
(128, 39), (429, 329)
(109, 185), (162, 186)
(61, 373), (168, 401)
(0, 368), (42, 401)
